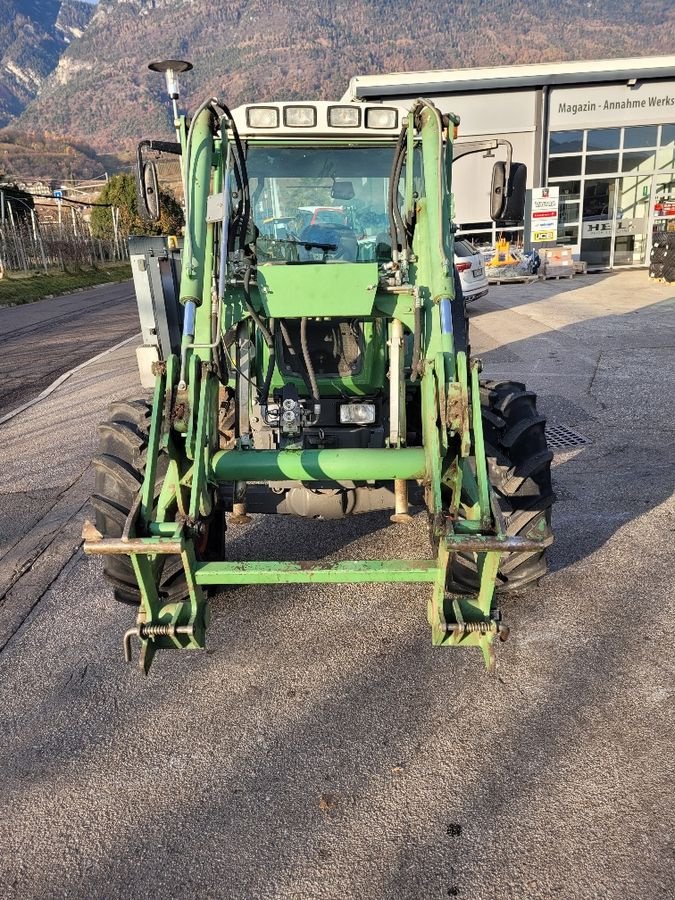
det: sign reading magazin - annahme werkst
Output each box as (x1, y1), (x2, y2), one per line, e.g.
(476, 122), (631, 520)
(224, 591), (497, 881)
(550, 80), (675, 129)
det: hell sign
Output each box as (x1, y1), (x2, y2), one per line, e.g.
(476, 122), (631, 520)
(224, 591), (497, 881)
(530, 186), (559, 243)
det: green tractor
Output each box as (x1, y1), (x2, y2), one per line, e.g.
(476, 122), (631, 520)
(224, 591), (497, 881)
(84, 67), (554, 673)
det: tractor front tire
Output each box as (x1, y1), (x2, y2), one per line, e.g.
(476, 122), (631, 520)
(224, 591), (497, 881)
(91, 399), (190, 605)
(450, 380), (554, 593)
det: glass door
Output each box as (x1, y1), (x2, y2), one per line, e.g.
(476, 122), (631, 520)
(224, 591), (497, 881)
(652, 176), (675, 237)
(580, 177), (616, 268)
(613, 175), (650, 266)
(580, 176), (653, 268)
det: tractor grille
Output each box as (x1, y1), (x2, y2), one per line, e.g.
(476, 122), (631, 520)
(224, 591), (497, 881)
(279, 320), (363, 377)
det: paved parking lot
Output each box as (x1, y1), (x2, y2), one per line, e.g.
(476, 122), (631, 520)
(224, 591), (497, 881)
(0, 270), (673, 899)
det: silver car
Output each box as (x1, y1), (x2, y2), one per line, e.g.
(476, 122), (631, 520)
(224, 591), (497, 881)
(455, 238), (489, 302)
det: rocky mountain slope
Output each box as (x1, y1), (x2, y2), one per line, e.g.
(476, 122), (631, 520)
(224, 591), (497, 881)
(6, 0), (675, 154)
(0, 1), (95, 127)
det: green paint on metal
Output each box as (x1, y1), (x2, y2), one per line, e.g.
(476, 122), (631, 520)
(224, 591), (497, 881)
(179, 108), (214, 307)
(470, 360), (491, 527)
(255, 263), (379, 317)
(211, 447), (427, 482)
(195, 559), (439, 585)
(140, 367), (165, 525)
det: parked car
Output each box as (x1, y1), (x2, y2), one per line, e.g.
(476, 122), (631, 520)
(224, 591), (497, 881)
(455, 238), (489, 302)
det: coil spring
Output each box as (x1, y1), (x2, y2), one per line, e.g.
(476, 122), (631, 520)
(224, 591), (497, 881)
(454, 622), (493, 635)
(140, 624), (176, 638)
(451, 621), (510, 642)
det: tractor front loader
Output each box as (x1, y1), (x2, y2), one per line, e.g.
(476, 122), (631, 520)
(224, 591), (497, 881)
(84, 80), (554, 673)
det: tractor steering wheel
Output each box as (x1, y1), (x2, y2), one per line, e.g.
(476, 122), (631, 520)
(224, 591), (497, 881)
(298, 224), (359, 262)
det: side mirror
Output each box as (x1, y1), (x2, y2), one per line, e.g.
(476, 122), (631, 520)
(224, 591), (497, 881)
(490, 161), (507, 220)
(490, 161), (527, 222)
(142, 162), (161, 220)
(136, 140), (161, 222)
(331, 180), (355, 201)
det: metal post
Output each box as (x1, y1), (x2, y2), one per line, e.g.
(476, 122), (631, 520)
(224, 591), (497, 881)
(230, 481), (252, 525)
(389, 318), (412, 523)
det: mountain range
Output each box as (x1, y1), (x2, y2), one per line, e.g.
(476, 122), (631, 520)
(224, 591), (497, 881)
(1, 0), (674, 168)
(0, 1), (95, 125)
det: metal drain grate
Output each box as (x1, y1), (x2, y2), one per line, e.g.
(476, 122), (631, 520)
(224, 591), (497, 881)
(546, 423), (591, 451)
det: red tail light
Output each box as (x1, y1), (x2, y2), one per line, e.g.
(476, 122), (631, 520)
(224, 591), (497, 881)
(455, 261), (471, 272)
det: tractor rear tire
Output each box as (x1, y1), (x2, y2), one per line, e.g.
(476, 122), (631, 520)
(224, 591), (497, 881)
(449, 380), (554, 593)
(91, 399), (190, 606)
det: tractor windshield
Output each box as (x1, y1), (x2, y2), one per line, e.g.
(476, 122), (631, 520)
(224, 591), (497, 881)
(244, 145), (396, 264)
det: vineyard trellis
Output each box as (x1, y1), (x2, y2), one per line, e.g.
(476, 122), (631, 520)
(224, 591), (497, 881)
(0, 190), (127, 276)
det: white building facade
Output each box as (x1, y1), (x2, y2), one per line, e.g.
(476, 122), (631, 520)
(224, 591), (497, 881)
(343, 57), (675, 269)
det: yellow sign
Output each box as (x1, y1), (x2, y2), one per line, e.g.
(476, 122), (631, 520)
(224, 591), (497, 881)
(533, 229), (556, 242)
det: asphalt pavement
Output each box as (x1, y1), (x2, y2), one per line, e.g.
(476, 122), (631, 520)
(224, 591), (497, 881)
(0, 281), (138, 417)
(0, 271), (674, 899)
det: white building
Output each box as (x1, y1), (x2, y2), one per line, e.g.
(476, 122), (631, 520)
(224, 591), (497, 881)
(342, 56), (675, 269)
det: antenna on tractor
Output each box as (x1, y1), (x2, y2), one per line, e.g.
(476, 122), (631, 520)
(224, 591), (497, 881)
(148, 59), (193, 127)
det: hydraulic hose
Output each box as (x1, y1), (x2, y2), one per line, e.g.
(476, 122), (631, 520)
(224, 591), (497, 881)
(242, 264), (273, 349)
(214, 101), (251, 252)
(258, 319), (275, 406)
(388, 123), (408, 261)
(279, 320), (314, 400)
(300, 317), (320, 415)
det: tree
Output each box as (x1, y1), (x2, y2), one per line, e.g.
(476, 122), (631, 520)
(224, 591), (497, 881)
(90, 173), (184, 240)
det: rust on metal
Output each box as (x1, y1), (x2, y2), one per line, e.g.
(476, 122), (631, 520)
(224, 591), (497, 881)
(83, 538), (183, 556)
(81, 519), (103, 542)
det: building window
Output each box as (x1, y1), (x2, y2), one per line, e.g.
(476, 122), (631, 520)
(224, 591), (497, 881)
(624, 126), (658, 149)
(557, 223), (578, 245)
(585, 154), (619, 175)
(657, 146), (675, 170)
(555, 180), (582, 201)
(660, 124), (675, 146)
(622, 150), (656, 173)
(586, 128), (621, 151)
(549, 156), (582, 177)
(549, 130), (583, 153)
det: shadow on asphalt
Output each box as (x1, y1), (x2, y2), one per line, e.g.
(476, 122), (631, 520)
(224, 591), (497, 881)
(1, 282), (674, 898)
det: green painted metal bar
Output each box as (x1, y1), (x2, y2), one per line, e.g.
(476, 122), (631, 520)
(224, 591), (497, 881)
(417, 103), (455, 301)
(194, 560), (439, 585)
(189, 369), (210, 519)
(179, 108), (214, 306)
(470, 361), (491, 527)
(420, 362), (443, 513)
(210, 447), (427, 482)
(140, 366), (166, 525)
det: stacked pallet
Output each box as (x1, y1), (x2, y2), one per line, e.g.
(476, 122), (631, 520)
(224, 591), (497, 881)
(649, 232), (675, 282)
(540, 247), (574, 279)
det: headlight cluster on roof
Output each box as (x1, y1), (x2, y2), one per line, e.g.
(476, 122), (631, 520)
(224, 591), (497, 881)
(244, 104), (399, 132)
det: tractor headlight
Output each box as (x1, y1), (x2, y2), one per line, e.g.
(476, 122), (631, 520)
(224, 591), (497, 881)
(247, 106), (279, 128)
(284, 106), (317, 127)
(365, 107), (398, 129)
(339, 403), (376, 425)
(328, 105), (361, 128)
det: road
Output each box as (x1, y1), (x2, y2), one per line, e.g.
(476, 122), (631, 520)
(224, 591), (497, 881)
(0, 281), (138, 417)
(0, 271), (674, 899)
